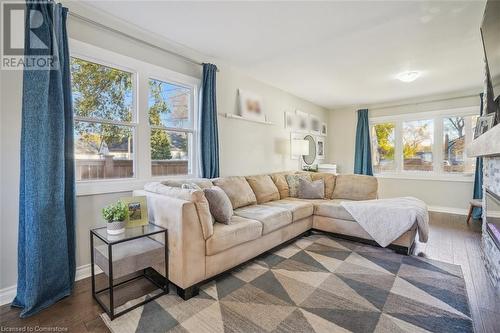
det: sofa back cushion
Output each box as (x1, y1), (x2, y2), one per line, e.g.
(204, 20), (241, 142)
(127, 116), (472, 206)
(203, 186), (233, 224)
(310, 172), (336, 199)
(285, 173), (312, 197)
(332, 174), (378, 200)
(212, 176), (257, 209)
(270, 172), (294, 199)
(298, 178), (325, 199)
(161, 178), (213, 189)
(245, 175), (280, 204)
(144, 182), (213, 239)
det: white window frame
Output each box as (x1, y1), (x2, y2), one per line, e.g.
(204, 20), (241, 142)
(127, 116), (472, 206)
(370, 106), (478, 182)
(70, 40), (200, 196)
(147, 75), (197, 179)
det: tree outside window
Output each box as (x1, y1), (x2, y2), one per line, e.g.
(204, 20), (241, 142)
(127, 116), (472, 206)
(403, 119), (434, 171)
(371, 123), (395, 173)
(71, 57), (135, 180)
(148, 79), (191, 176)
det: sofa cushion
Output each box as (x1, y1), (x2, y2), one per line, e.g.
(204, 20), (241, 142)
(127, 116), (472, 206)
(285, 173), (312, 197)
(161, 178), (213, 189)
(206, 216), (263, 256)
(263, 199), (314, 222)
(234, 205), (292, 234)
(314, 199), (355, 221)
(246, 175), (280, 204)
(270, 172), (294, 199)
(203, 186), (233, 224)
(310, 173), (336, 199)
(144, 182), (213, 239)
(213, 176), (257, 209)
(332, 174), (378, 200)
(298, 178), (325, 199)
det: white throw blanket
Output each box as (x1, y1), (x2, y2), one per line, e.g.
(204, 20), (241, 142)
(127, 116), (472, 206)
(341, 197), (429, 247)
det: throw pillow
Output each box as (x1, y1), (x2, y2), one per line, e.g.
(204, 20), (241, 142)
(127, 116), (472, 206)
(298, 178), (325, 199)
(310, 173), (336, 199)
(245, 175), (280, 204)
(270, 172), (293, 199)
(203, 186), (233, 224)
(212, 176), (257, 209)
(285, 173), (312, 197)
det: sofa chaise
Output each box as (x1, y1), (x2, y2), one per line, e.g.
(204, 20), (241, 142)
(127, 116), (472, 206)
(134, 172), (417, 300)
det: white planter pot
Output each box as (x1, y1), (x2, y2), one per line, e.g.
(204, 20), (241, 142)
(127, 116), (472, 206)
(107, 221), (125, 235)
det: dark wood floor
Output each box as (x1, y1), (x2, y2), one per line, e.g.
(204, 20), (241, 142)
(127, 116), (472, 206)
(1, 212), (499, 332)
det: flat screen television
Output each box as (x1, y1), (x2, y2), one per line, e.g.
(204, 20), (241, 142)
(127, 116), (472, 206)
(481, 0), (500, 101)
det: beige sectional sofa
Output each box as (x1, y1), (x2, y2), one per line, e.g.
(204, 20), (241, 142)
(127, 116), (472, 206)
(134, 172), (417, 299)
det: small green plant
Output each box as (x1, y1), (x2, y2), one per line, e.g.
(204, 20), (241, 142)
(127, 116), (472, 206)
(102, 200), (128, 223)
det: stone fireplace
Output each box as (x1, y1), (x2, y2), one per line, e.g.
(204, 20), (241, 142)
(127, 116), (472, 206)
(468, 126), (500, 290)
(485, 188), (500, 249)
(482, 156), (500, 289)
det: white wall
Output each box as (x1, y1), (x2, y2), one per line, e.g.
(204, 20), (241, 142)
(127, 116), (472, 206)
(217, 67), (327, 176)
(0, 3), (327, 290)
(327, 91), (481, 212)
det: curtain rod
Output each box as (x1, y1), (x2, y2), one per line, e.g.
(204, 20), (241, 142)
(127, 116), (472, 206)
(68, 11), (217, 71)
(366, 93), (480, 111)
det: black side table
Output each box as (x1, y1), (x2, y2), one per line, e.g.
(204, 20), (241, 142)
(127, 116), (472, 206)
(90, 223), (168, 320)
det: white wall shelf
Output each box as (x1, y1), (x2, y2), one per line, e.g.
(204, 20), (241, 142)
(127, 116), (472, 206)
(219, 113), (274, 125)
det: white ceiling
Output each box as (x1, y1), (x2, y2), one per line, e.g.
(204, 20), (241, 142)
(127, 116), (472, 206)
(86, 1), (486, 109)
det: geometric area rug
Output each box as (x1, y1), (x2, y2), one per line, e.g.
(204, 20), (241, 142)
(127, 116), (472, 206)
(102, 233), (474, 333)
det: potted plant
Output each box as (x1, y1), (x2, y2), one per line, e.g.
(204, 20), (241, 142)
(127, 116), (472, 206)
(102, 200), (128, 234)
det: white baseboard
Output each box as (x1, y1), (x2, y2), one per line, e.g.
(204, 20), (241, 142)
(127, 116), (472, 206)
(0, 285), (17, 307)
(427, 205), (468, 216)
(0, 264), (102, 306)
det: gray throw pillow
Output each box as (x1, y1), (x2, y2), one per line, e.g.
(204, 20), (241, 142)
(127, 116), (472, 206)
(203, 186), (233, 224)
(285, 174), (312, 197)
(298, 178), (325, 199)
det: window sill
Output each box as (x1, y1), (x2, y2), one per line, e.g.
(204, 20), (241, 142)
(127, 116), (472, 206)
(374, 173), (474, 183)
(76, 178), (150, 196)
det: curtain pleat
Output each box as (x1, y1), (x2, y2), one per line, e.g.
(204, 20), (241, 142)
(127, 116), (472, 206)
(13, 1), (75, 318)
(354, 109), (373, 176)
(200, 63), (219, 178)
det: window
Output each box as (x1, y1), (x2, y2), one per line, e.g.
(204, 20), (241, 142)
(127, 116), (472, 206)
(371, 123), (395, 173)
(403, 119), (434, 171)
(148, 79), (192, 176)
(443, 116), (471, 173)
(70, 40), (200, 194)
(370, 109), (478, 178)
(71, 57), (136, 181)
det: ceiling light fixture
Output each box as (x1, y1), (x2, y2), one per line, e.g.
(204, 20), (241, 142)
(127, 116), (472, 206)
(396, 71), (421, 82)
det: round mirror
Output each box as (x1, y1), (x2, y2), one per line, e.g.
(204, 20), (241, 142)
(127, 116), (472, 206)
(302, 135), (317, 165)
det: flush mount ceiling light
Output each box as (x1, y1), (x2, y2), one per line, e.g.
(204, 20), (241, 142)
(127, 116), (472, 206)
(396, 71), (421, 82)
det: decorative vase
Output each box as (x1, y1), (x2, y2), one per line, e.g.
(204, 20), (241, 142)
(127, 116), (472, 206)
(107, 221), (125, 235)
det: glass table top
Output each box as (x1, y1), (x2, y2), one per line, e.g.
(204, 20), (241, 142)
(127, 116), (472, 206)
(91, 224), (165, 244)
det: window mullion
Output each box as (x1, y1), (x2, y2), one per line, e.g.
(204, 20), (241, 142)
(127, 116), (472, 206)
(74, 116), (136, 127)
(434, 117), (443, 174)
(137, 73), (151, 180)
(150, 125), (194, 133)
(395, 120), (403, 173)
